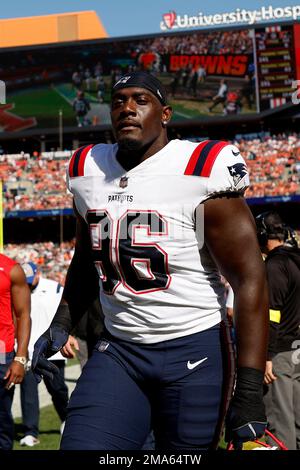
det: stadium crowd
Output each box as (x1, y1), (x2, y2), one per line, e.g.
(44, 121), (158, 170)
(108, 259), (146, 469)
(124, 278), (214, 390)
(236, 133), (300, 197)
(4, 241), (75, 284)
(1, 133), (299, 295)
(1, 133), (299, 213)
(0, 153), (72, 211)
(135, 30), (253, 55)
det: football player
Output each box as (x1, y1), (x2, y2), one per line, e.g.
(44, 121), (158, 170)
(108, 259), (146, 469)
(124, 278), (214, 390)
(32, 72), (268, 450)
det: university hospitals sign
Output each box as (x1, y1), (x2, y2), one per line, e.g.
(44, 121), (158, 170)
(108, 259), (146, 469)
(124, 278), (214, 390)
(160, 5), (300, 30)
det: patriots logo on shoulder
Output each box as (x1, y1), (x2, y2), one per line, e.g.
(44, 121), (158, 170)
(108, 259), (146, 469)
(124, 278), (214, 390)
(227, 163), (248, 186)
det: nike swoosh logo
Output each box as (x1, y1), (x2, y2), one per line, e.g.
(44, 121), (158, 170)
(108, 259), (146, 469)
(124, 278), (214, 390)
(232, 150), (240, 156)
(187, 357), (208, 370)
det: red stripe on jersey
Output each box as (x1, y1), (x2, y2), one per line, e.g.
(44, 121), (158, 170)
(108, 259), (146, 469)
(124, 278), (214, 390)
(77, 144), (94, 176)
(184, 141), (208, 175)
(69, 147), (83, 178)
(200, 141), (229, 177)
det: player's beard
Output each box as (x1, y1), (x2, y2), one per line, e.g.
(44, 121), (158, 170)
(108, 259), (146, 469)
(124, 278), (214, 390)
(117, 136), (154, 170)
(117, 137), (143, 153)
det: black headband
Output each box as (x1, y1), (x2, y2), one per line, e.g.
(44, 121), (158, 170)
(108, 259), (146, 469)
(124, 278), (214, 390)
(113, 71), (168, 105)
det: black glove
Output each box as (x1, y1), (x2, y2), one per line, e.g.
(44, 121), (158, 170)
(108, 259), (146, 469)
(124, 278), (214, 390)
(225, 367), (267, 449)
(32, 326), (69, 382)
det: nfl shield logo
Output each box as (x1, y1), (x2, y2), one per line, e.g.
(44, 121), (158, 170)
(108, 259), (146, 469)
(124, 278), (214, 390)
(98, 341), (109, 352)
(119, 176), (129, 188)
(163, 11), (176, 29)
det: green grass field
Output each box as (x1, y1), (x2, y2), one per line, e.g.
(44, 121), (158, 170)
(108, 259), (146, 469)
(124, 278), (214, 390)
(14, 405), (61, 450)
(13, 358), (79, 450)
(6, 75), (257, 131)
(171, 97), (256, 121)
(13, 403), (263, 451)
(7, 87), (75, 128)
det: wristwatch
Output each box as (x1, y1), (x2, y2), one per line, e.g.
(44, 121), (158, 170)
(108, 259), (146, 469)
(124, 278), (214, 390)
(14, 356), (27, 367)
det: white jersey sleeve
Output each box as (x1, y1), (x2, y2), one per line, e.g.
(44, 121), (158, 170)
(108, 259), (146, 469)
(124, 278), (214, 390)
(66, 144), (96, 192)
(203, 144), (250, 201)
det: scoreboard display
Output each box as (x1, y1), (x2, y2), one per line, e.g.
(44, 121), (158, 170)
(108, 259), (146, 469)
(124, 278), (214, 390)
(255, 24), (296, 111)
(0, 20), (300, 134)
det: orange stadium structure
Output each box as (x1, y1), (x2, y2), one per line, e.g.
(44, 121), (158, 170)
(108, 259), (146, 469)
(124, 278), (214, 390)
(0, 10), (108, 48)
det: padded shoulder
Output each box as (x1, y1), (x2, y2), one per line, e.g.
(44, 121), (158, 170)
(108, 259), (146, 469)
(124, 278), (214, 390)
(68, 144), (95, 178)
(184, 140), (230, 177)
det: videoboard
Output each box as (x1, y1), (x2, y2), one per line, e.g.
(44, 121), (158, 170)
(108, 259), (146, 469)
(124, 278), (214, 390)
(0, 21), (299, 134)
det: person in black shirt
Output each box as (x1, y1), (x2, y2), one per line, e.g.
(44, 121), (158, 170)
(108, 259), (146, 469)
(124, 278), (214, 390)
(256, 211), (300, 450)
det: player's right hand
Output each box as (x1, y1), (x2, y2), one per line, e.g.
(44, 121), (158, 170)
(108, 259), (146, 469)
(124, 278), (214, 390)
(32, 326), (69, 382)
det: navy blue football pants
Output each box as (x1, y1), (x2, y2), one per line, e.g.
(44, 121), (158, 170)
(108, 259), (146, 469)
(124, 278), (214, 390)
(0, 352), (15, 450)
(61, 322), (234, 450)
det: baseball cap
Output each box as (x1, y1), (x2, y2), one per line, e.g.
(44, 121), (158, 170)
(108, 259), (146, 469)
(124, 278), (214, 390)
(22, 262), (38, 284)
(112, 71), (168, 105)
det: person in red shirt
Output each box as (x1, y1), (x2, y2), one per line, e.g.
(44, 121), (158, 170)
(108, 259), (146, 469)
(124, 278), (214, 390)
(0, 253), (31, 450)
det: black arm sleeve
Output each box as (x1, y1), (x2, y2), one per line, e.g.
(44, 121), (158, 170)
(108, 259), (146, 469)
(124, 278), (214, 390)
(53, 209), (100, 331)
(62, 248), (99, 329)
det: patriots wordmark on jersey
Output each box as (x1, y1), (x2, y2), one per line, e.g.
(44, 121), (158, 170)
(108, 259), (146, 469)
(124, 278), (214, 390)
(67, 139), (249, 343)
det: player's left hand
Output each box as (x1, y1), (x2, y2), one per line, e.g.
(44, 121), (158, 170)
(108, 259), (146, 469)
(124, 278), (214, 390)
(32, 326), (69, 382)
(225, 367), (267, 449)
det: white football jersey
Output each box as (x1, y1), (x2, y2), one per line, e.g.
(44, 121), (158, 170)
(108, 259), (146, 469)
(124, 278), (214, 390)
(67, 139), (249, 343)
(28, 277), (64, 360)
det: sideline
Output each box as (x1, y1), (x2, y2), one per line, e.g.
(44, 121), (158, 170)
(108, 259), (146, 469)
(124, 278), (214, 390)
(12, 364), (81, 418)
